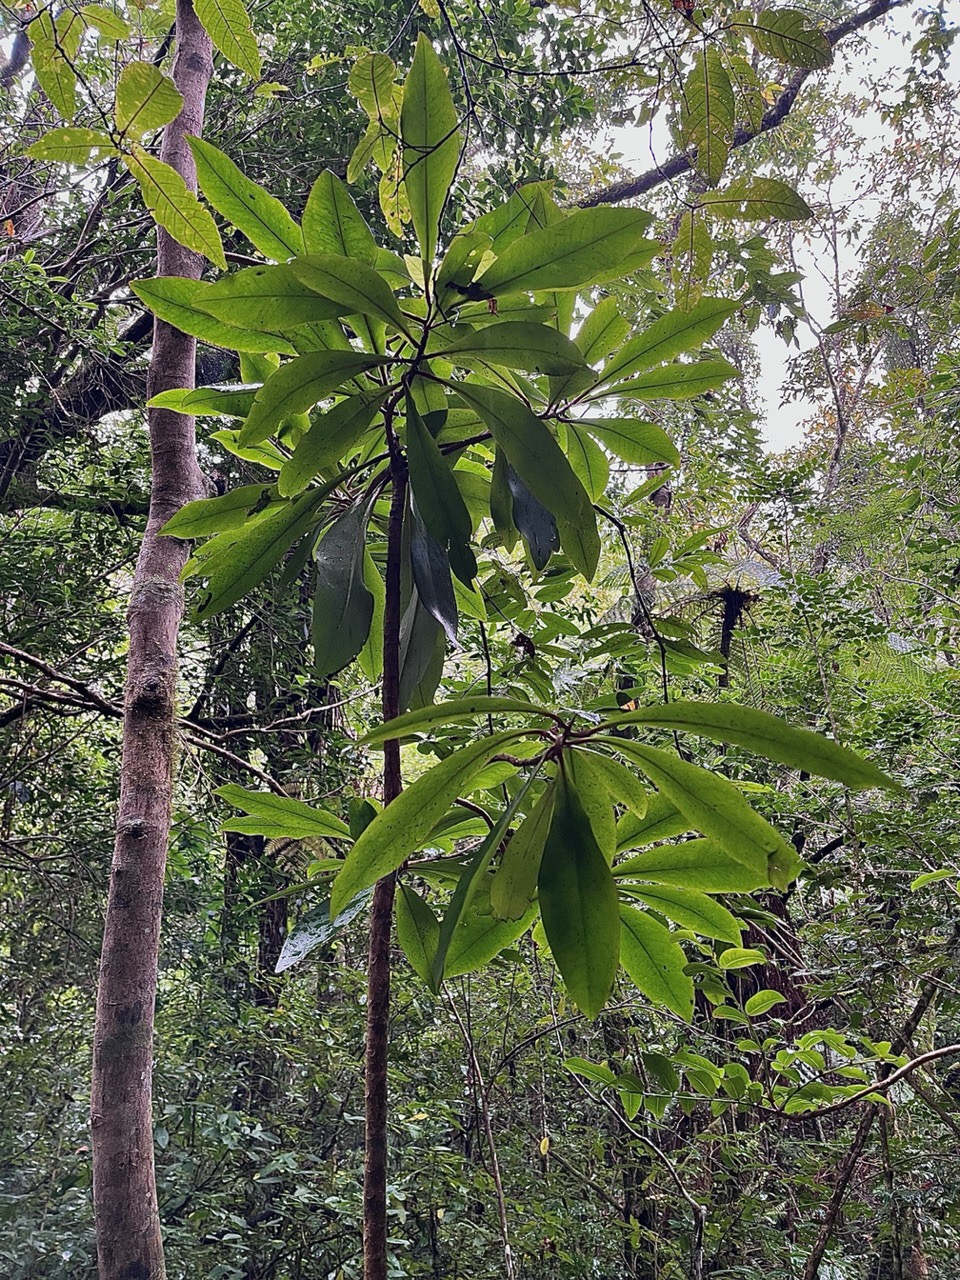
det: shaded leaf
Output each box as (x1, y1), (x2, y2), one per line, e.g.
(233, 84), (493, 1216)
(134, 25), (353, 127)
(439, 322), (588, 375)
(491, 783), (556, 921)
(600, 297), (739, 385)
(620, 904), (694, 1020)
(407, 398), (476, 584)
(396, 884), (440, 984)
(240, 351), (384, 444)
(699, 177), (813, 221)
(197, 263), (346, 329)
(278, 393), (385, 496)
(312, 501), (375, 676)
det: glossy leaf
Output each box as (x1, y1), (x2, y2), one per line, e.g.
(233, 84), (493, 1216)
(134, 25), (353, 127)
(278, 393), (385, 496)
(312, 501), (375, 676)
(608, 701), (897, 789)
(302, 170), (378, 261)
(195, 0), (261, 79)
(745, 989), (788, 1016)
(216, 783), (349, 837)
(601, 738), (799, 889)
(396, 884), (440, 984)
(599, 297), (740, 386)
(407, 399), (476, 584)
(615, 839), (768, 893)
(628, 885), (742, 944)
(445, 875), (536, 978)
(620, 904), (694, 1021)
(398, 590), (445, 712)
(115, 62), (183, 137)
(491, 783), (556, 921)
(538, 770), (620, 1018)
(718, 946), (766, 970)
(401, 34), (461, 265)
(124, 148), (226, 269)
(240, 351), (384, 445)
(291, 253), (412, 337)
(699, 177), (813, 221)
(454, 383), (599, 578)
(132, 276), (296, 354)
(578, 751), (649, 818)
(330, 730), (526, 915)
(410, 511), (459, 645)
(276, 890), (371, 973)
(476, 208), (657, 296)
(189, 137), (303, 260)
(506, 463), (559, 570)
(578, 417), (680, 468)
(439, 322), (588, 375)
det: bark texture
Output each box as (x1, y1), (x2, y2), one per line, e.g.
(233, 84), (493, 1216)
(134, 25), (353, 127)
(90, 5), (212, 1277)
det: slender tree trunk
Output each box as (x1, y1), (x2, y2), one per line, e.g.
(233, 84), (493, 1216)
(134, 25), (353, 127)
(90, 5), (212, 1276)
(363, 443), (406, 1280)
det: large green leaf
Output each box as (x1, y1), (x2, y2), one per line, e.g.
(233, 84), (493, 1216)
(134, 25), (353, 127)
(601, 737), (799, 890)
(189, 137), (303, 260)
(476, 208), (657, 296)
(740, 8), (832, 69)
(505, 462), (559, 569)
(627, 885), (742, 944)
(291, 254), (413, 338)
(302, 170), (378, 261)
(197, 264), (346, 330)
(132, 277), (296, 355)
(240, 351), (384, 444)
(490, 783), (556, 920)
(607, 701), (896, 789)
(409, 512), (459, 645)
(124, 148), (226, 269)
(401, 34), (461, 265)
(278, 393), (385, 496)
(312, 501), (375, 676)
(615, 839), (767, 893)
(445, 874), (537, 978)
(599, 297), (739, 386)
(576, 296), (631, 363)
(600, 358), (739, 400)
(619, 904), (694, 1020)
(396, 884), (440, 984)
(680, 48), (734, 186)
(398, 590), (446, 713)
(616, 792), (691, 852)
(699, 177), (813, 221)
(577, 417), (680, 468)
(276, 890), (371, 973)
(438, 323), (589, 376)
(78, 4), (131, 41)
(115, 62), (183, 137)
(567, 749), (616, 862)
(453, 383), (599, 578)
(361, 696), (556, 744)
(216, 783), (349, 837)
(538, 770), (621, 1018)
(330, 730), (526, 915)
(559, 424), (609, 502)
(160, 483), (278, 538)
(350, 52), (398, 121)
(148, 385), (258, 417)
(407, 399), (476, 584)
(578, 750), (649, 819)
(194, 0), (261, 79)
(26, 127), (114, 165)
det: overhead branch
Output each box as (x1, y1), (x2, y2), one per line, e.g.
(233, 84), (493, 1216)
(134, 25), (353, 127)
(578, 0), (915, 208)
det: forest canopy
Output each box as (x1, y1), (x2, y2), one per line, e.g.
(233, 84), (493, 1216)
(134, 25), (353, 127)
(2, 0), (960, 1278)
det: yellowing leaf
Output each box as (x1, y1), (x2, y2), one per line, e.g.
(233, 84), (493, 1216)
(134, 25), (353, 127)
(195, 0), (261, 79)
(123, 147), (226, 269)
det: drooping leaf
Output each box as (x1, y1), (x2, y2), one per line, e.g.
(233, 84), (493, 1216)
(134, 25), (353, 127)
(26, 127), (115, 165)
(357, 549), (386, 682)
(566, 749), (616, 862)
(615, 839), (767, 893)
(601, 737), (799, 890)
(538, 769), (621, 1018)
(188, 137), (303, 260)
(438, 322), (589, 375)
(559, 423), (609, 502)
(619, 904), (694, 1020)
(330, 730), (527, 914)
(454, 383), (599, 578)
(506, 463), (559, 569)
(491, 783), (556, 921)
(275, 890), (371, 973)
(407, 399), (476, 584)
(607, 701), (897, 790)
(278, 393), (385, 496)
(599, 297), (740, 386)
(409, 509), (459, 646)
(627, 885), (742, 943)
(115, 62), (183, 137)
(197, 263), (346, 329)
(577, 418), (680, 468)
(680, 47), (734, 186)
(398, 590), (446, 712)
(216, 783), (349, 837)
(599, 358), (739, 401)
(124, 148), (226, 268)
(699, 177), (813, 221)
(312, 501), (375, 676)
(739, 8), (832, 69)
(396, 883), (440, 984)
(476, 208), (657, 296)
(194, 0), (261, 79)
(132, 277), (297, 354)
(240, 351), (384, 444)
(291, 253), (413, 338)
(400, 33), (461, 265)
(444, 874), (537, 977)
(302, 169), (378, 261)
